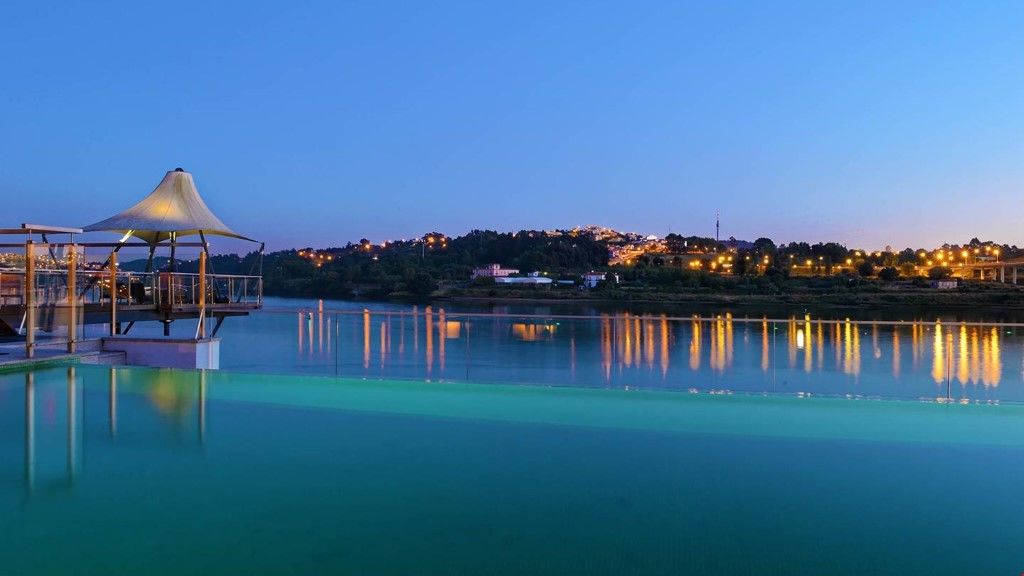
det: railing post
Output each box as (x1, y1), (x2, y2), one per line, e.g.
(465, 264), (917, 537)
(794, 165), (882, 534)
(109, 251), (117, 336)
(25, 240), (36, 359)
(67, 245), (77, 353)
(198, 251), (207, 339)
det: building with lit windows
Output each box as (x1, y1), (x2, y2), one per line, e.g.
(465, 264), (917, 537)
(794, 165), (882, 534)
(471, 263), (519, 279)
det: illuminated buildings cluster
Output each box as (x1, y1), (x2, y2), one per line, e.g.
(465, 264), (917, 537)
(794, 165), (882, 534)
(607, 236), (667, 266)
(619, 240), (1013, 280)
(419, 233), (448, 253)
(568, 225), (645, 244)
(296, 249), (334, 267)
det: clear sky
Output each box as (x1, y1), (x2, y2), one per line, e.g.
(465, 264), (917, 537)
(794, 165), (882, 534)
(2, 1), (1022, 251)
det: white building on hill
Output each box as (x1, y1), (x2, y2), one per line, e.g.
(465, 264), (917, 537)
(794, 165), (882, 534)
(472, 263), (519, 279)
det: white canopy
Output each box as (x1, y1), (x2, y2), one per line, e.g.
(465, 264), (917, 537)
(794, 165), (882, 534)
(83, 168), (255, 244)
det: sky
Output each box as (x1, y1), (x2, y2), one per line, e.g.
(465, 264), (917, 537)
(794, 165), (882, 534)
(2, 1), (1023, 252)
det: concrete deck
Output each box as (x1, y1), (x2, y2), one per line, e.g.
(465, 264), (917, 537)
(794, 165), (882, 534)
(0, 340), (125, 372)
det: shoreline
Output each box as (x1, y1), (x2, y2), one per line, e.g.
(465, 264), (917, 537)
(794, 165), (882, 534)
(264, 287), (1024, 312)
(434, 289), (1024, 310)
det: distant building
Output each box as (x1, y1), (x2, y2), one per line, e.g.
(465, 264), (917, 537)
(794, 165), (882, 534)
(584, 272), (617, 288)
(495, 276), (552, 285)
(472, 263), (519, 279)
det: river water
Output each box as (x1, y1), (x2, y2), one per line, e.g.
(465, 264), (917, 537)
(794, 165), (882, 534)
(87, 297), (1024, 403)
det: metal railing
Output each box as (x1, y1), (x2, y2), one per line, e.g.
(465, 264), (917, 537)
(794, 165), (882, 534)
(0, 269), (263, 310)
(155, 272), (263, 308)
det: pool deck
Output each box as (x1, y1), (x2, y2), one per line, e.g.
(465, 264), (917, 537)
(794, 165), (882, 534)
(0, 340), (124, 372)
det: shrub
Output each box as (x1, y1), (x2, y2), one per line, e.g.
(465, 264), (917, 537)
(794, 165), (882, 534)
(878, 267), (899, 282)
(407, 272), (436, 295)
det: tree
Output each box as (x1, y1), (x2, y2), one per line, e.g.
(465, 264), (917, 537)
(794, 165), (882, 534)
(928, 266), (952, 280)
(897, 248), (917, 264)
(856, 261), (874, 277)
(812, 242), (849, 263)
(406, 272), (436, 295)
(753, 237), (777, 255)
(878, 267), (899, 282)
(733, 256), (749, 276)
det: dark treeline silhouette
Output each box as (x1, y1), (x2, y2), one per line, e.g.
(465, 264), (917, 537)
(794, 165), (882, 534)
(119, 230), (1021, 300)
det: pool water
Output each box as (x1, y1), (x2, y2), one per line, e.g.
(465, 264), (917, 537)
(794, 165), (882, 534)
(2, 365), (1023, 574)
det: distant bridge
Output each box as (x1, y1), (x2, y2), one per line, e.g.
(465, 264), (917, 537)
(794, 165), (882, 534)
(957, 257), (1024, 284)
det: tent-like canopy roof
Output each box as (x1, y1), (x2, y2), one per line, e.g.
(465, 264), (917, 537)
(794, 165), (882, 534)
(83, 168), (256, 244)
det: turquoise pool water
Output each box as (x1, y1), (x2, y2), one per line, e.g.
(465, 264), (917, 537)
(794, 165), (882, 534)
(2, 364), (1023, 574)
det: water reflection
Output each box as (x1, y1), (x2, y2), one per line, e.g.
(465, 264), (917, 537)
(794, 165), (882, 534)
(929, 323), (1002, 388)
(512, 322), (557, 342)
(892, 329), (900, 378)
(24, 372), (34, 493)
(12, 367), (208, 497)
(283, 308), (1020, 400)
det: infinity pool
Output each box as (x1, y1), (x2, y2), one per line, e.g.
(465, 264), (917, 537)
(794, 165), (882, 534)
(2, 365), (1023, 574)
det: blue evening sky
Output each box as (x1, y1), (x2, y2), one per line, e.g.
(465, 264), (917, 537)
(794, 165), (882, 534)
(2, 1), (1022, 251)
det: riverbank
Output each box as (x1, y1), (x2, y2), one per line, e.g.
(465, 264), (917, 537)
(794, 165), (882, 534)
(261, 280), (1024, 322)
(436, 284), (1024, 310)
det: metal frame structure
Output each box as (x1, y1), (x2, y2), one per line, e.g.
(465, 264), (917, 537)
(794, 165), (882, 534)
(0, 224), (262, 358)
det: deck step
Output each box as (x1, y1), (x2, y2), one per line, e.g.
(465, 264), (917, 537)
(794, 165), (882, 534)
(79, 351), (126, 366)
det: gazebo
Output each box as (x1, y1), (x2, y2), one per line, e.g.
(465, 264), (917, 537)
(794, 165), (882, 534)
(0, 168), (263, 362)
(84, 167), (261, 271)
(82, 168), (264, 336)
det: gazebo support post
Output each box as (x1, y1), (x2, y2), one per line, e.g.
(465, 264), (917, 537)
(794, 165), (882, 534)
(197, 250), (207, 339)
(25, 240), (36, 359)
(67, 245), (77, 353)
(109, 251), (118, 336)
(169, 232), (177, 273)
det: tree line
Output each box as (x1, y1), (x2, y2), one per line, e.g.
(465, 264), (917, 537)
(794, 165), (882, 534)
(121, 231), (1020, 299)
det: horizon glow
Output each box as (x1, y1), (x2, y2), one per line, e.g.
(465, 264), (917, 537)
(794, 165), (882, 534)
(2, 2), (1023, 252)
